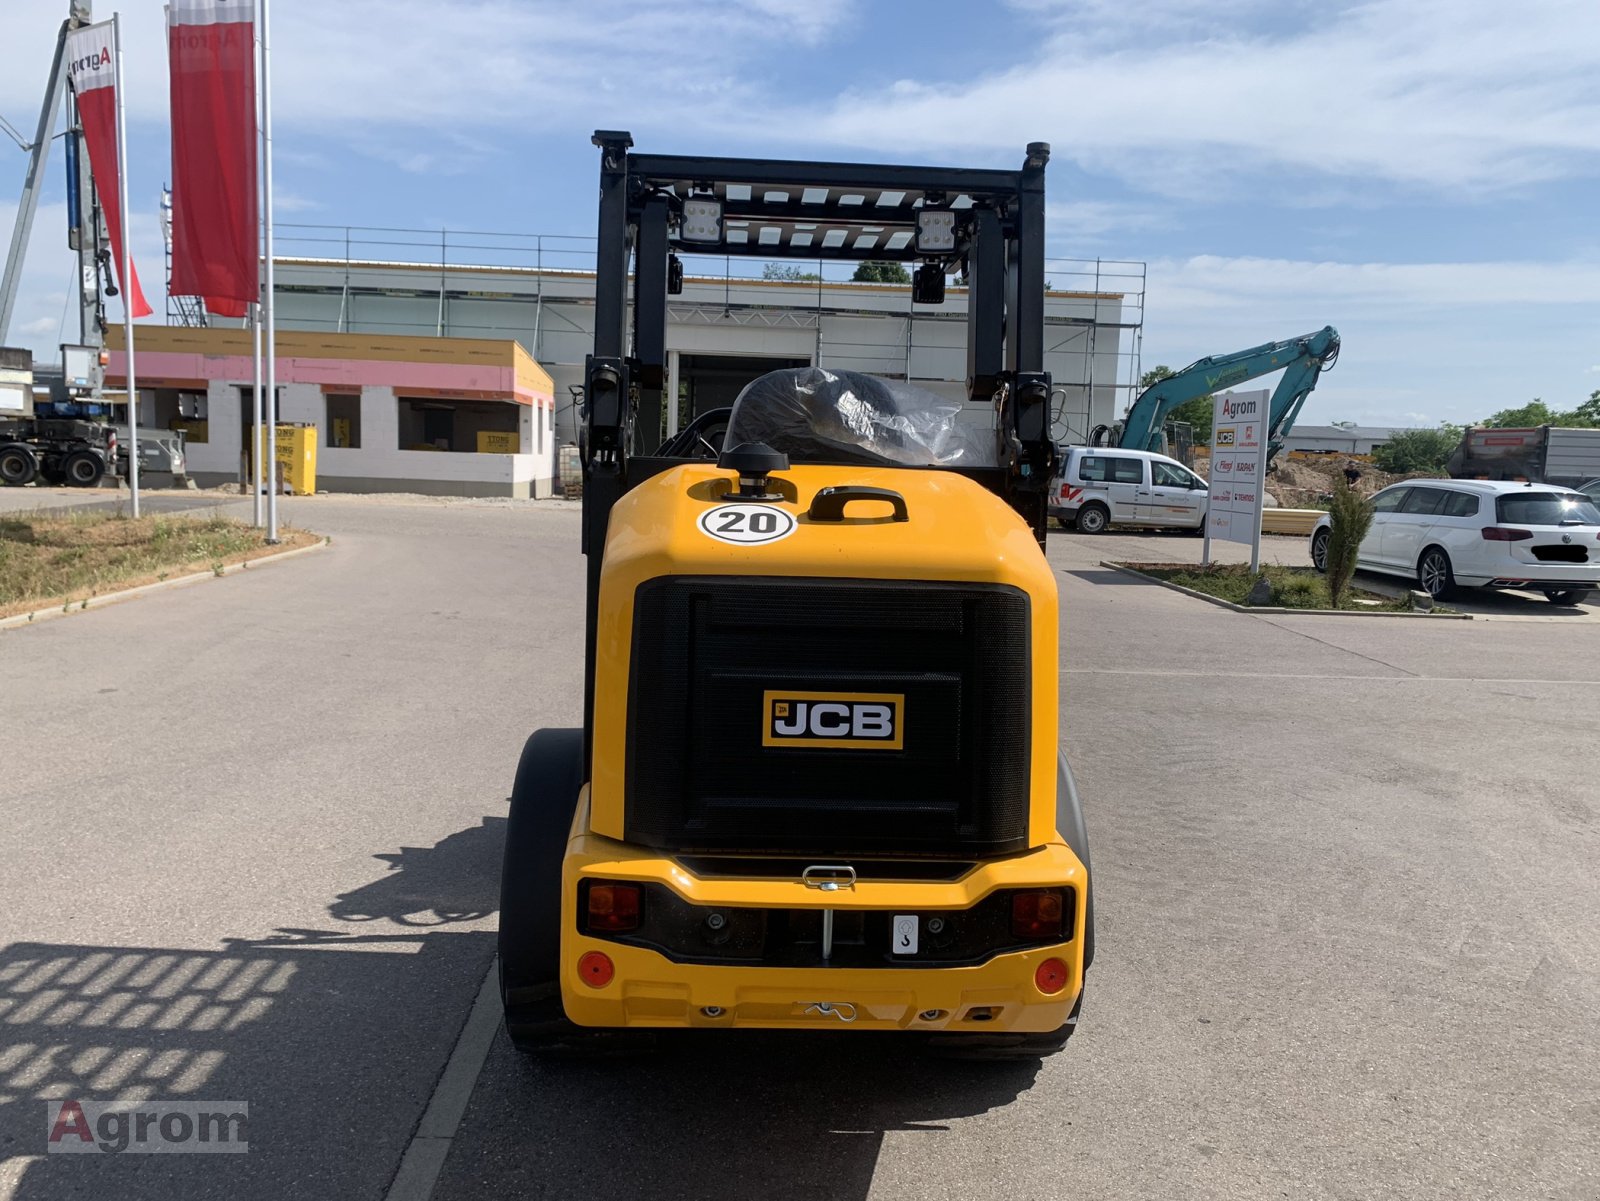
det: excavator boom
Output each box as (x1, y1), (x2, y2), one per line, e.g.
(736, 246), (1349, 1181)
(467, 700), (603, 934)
(1114, 326), (1340, 459)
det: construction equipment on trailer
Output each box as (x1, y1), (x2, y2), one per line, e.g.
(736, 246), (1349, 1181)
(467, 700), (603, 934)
(497, 132), (1091, 1058)
(1446, 426), (1600, 488)
(0, 346), (116, 487)
(1095, 327), (1341, 463)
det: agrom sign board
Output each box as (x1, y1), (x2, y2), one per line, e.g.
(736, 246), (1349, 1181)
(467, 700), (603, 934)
(1205, 389), (1269, 563)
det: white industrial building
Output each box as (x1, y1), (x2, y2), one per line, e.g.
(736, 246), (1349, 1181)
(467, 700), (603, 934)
(1282, 424), (1412, 456)
(108, 226), (1145, 497)
(268, 227), (1146, 453)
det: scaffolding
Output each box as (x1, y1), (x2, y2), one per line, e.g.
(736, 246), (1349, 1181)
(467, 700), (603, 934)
(160, 188), (208, 328)
(266, 222), (1146, 445)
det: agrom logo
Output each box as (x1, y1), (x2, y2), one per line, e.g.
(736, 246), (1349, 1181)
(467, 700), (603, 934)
(763, 691), (903, 750)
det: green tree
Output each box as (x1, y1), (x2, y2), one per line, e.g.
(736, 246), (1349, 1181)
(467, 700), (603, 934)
(1481, 400), (1560, 428)
(1140, 365), (1213, 445)
(1572, 389), (1600, 426)
(851, 260), (911, 284)
(1325, 478), (1374, 609)
(1371, 425), (1460, 474)
(762, 263), (821, 282)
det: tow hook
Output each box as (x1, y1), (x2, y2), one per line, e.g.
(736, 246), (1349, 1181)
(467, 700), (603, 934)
(804, 1002), (857, 1023)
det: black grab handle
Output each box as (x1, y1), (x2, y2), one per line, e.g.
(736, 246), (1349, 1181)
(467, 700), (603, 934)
(807, 485), (909, 523)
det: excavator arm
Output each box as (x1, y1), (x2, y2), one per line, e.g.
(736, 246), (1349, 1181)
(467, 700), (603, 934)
(1113, 326), (1340, 459)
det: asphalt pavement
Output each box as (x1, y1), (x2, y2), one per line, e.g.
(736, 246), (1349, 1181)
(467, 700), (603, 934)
(1, 498), (1596, 1200)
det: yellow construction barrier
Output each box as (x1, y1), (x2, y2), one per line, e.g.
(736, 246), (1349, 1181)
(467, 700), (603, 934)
(1260, 508), (1324, 536)
(257, 423), (317, 495)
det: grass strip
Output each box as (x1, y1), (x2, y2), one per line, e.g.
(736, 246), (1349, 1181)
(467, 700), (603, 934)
(1, 507), (320, 618)
(1120, 561), (1412, 611)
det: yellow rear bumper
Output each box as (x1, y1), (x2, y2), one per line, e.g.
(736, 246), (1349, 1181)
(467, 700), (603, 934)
(556, 812), (1087, 1032)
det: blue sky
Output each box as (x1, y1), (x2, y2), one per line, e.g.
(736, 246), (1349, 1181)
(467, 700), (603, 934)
(4, 0), (1599, 427)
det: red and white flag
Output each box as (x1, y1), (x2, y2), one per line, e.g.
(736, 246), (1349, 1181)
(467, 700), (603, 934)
(66, 21), (153, 319)
(167, 0), (258, 319)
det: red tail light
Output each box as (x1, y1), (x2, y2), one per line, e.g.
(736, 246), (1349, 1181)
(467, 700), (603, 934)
(1035, 957), (1069, 995)
(1011, 890), (1065, 940)
(1481, 527), (1533, 541)
(577, 951), (614, 988)
(585, 882), (641, 932)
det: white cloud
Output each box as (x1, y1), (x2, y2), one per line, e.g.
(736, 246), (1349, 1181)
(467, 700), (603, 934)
(1047, 200), (1175, 249)
(778, 0), (1600, 196)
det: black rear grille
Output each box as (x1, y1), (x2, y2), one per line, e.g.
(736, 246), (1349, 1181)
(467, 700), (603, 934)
(626, 577), (1031, 856)
(1531, 545), (1588, 563)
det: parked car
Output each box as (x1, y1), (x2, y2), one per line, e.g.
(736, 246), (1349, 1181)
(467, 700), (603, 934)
(1578, 478), (1600, 505)
(1309, 479), (1600, 604)
(1050, 447), (1208, 534)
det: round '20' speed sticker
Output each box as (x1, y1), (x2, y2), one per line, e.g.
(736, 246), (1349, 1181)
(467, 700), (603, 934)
(697, 503), (797, 546)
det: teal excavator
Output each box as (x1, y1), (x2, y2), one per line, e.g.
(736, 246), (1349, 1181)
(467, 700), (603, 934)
(1091, 326), (1341, 463)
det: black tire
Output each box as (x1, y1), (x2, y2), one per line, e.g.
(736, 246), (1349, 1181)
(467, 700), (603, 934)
(63, 451), (105, 488)
(499, 728), (587, 1054)
(1417, 546), (1455, 600)
(926, 991), (1084, 1061)
(1075, 503), (1109, 535)
(1543, 589), (1590, 607)
(1183, 520), (1204, 537)
(1310, 528), (1330, 574)
(0, 444), (37, 487)
(39, 467), (67, 486)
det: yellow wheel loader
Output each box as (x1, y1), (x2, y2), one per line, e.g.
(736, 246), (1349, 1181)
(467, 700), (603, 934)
(498, 133), (1092, 1057)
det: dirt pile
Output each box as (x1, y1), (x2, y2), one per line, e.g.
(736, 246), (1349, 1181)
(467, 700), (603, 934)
(1194, 453), (1435, 509)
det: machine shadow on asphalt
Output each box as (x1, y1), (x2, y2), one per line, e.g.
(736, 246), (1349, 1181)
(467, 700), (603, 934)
(329, 816), (505, 927)
(0, 816), (1044, 1200)
(0, 929), (492, 1199)
(0, 819), (510, 1198)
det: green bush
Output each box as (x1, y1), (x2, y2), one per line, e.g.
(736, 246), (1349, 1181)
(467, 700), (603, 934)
(1271, 574), (1321, 607)
(1326, 479), (1374, 608)
(1372, 426), (1459, 473)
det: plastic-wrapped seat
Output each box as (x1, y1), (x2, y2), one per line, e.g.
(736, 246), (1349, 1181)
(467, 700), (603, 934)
(724, 367), (998, 468)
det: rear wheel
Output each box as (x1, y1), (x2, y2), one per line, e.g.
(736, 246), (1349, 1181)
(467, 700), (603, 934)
(499, 728), (589, 1054)
(63, 451), (104, 487)
(1543, 589), (1591, 606)
(1417, 547), (1455, 600)
(1311, 528), (1330, 573)
(1075, 503), (1109, 535)
(0, 445), (37, 486)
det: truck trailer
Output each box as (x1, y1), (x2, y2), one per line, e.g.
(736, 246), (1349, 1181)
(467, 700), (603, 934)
(1447, 425), (1600, 487)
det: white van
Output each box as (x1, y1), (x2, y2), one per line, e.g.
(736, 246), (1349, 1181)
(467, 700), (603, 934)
(1050, 447), (1208, 534)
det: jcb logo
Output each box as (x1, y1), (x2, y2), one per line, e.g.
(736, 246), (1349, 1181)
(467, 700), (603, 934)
(1215, 427), (1236, 447)
(762, 691), (904, 750)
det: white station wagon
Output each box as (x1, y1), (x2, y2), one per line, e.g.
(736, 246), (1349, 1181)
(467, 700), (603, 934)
(1310, 479), (1600, 604)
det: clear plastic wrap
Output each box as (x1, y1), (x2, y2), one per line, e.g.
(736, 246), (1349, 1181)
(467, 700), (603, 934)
(723, 367), (998, 468)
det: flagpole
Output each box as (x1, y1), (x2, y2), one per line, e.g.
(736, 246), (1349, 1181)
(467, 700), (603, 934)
(252, 303), (263, 524)
(260, 0), (278, 543)
(112, 12), (140, 519)
(251, 10), (264, 529)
